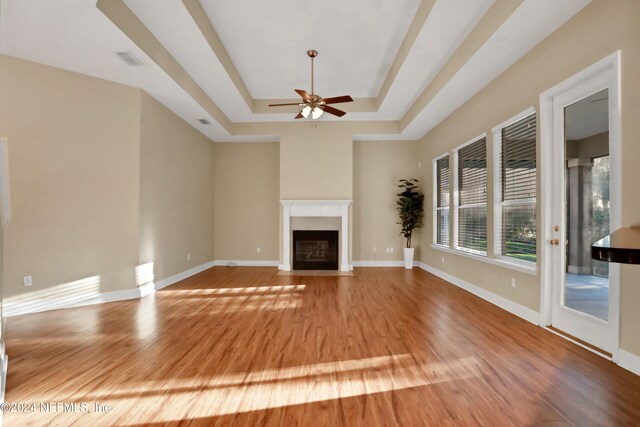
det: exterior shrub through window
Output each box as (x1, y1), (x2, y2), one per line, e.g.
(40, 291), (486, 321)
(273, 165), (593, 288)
(454, 136), (487, 254)
(494, 111), (537, 263)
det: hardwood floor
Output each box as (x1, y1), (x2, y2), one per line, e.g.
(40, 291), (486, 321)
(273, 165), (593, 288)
(4, 267), (640, 426)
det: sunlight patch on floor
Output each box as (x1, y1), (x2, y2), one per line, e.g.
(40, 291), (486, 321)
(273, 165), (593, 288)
(162, 284), (306, 295)
(166, 292), (302, 316)
(92, 355), (483, 424)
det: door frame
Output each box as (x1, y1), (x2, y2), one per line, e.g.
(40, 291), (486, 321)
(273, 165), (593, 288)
(539, 51), (622, 361)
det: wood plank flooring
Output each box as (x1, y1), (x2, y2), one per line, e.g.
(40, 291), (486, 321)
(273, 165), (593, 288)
(4, 267), (640, 426)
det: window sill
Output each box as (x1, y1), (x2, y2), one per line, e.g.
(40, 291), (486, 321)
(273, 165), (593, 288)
(430, 244), (538, 275)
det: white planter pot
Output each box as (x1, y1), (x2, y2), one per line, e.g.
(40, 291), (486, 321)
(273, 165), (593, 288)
(403, 248), (415, 269)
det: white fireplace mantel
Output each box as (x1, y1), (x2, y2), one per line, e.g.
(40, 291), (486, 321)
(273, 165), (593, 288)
(280, 200), (352, 271)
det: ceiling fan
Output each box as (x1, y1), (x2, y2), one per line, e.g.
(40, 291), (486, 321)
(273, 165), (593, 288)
(268, 50), (354, 119)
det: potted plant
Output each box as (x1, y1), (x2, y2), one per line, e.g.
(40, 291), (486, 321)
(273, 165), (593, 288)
(396, 178), (425, 269)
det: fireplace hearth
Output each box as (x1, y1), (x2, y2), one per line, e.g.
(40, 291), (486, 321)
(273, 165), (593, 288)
(292, 230), (339, 270)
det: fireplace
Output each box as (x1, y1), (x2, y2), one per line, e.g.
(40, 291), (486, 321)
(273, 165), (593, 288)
(292, 230), (339, 270)
(280, 200), (351, 271)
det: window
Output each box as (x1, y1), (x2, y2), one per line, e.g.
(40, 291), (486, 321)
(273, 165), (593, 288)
(494, 109), (536, 263)
(454, 136), (487, 255)
(433, 154), (450, 246)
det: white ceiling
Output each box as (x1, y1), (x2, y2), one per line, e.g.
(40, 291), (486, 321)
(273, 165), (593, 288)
(0, 0), (593, 142)
(200, 0), (422, 99)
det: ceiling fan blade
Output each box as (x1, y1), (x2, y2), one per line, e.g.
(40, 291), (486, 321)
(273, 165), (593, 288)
(295, 112), (304, 119)
(269, 102), (303, 107)
(322, 95), (353, 105)
(295, 89), (311, 102)
(322, 105), (346, 117)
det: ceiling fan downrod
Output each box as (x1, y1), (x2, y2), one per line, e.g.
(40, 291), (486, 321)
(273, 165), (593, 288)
(307, 49), (317, 97)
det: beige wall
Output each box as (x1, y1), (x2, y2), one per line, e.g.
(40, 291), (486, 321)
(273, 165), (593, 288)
(280, 124), (353, 200)
(213, 139), (421, 265)
(139, 92), (215, 282)
(0, 55), (141, 299)
(0, 55), (218, 307)
(214, 142), (279, 261)
(417, 0), (640, 355)
(353, 141), (420, 261)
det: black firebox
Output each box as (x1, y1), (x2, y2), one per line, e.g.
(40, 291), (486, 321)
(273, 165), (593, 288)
(292, 230), (339, 270)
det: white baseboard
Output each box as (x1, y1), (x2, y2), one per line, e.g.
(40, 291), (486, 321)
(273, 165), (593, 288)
(215, 260), (279, 267)
(3, 286), (142, 317)
(416, 261), (540, 325)
(3, 260), (217, 317)
(353, 260), (405, 267)
(154, 260), (216, 291)
(619, 349), (640, 376)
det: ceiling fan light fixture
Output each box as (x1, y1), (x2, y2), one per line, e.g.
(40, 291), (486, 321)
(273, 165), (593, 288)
(268, 50), (353, 119)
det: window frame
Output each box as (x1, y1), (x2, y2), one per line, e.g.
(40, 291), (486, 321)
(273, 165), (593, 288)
(432, 152), (451, 248)
(492, 106), (537, 268)
(453, 133), (488, 257)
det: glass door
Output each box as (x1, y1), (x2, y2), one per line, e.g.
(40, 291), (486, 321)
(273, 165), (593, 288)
(549, 78), (619, 355)
(563, 90), (610, 322)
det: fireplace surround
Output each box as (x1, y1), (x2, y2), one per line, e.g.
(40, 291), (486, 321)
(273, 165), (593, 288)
(280, 200), (352, 271)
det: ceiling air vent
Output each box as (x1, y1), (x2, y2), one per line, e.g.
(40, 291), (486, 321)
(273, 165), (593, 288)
(197, 119), (211, 125)
(114, 51), (144, 66)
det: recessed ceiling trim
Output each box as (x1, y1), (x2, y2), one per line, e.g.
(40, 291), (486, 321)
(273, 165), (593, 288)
(400, 0), (524, 131)
(234, 120), (401, 137)
(86, 0), (591, 141)
(96, 0), (233, 132)
(375, 0), (437, 110)
(184, 0), (436, 116)
(181, 0), (254, 111)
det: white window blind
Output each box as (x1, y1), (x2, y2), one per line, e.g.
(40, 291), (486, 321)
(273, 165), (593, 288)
(455, 137), (487, 254)
(433, 155), (450, 246)
(495, 112), (536, 263)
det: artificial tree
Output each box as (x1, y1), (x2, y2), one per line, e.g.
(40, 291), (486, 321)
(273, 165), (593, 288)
(396, 179), (425, 268)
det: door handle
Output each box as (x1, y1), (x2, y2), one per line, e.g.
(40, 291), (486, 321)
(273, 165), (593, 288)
(550, 239), (560, 246)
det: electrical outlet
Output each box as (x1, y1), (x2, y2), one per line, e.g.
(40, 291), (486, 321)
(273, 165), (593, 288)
(187, 253), (191, 261)
(23, 275), (32, 287)
(257, 247), (261, 253)
(389, 247), (394, 254)
(418, 161), (422, 168)
(441, 256), (445, 264)
(372, 247), (377, 253)
(511, 278), (516, 288)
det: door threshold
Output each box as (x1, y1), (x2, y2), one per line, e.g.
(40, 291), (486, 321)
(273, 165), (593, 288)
(545, 326), (612, 359)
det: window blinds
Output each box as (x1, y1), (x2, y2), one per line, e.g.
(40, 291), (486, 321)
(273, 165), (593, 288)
(497, 113), (536, 262)
(456, 137), (487, 254)
(434, 155), (450, 246)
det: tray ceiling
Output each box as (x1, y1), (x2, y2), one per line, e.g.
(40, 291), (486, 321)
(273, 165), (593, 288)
(0, 0), (592, 142)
